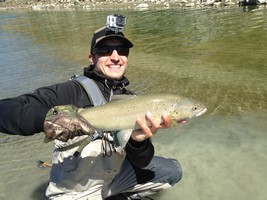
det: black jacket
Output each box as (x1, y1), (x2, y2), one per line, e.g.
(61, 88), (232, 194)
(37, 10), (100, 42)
(0, 66), (154, 168)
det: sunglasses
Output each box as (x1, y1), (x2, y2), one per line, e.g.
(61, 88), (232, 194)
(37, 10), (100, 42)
(93, 46), (129, 56)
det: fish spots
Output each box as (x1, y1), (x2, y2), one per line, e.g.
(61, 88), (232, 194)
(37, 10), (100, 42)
(154, 103), (167, 110)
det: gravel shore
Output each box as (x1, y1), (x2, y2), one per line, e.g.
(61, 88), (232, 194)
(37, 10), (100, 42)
(1, 0), (265, 11)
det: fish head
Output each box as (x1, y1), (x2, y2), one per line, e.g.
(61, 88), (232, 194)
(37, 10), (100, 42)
(45, 105), (79, 120)
(170, 98), (207, 124)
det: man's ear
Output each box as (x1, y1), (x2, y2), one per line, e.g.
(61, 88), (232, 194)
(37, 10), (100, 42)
(89, 54), (94, 65)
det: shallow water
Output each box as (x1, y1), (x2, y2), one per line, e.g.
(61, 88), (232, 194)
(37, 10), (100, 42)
(0, 6), (267, 200)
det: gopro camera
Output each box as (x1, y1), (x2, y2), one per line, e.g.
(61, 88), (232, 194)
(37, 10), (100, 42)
(106, 14), (126, 33)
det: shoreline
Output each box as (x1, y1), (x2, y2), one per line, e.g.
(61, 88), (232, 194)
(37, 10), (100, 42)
(0, 0), (266, 11)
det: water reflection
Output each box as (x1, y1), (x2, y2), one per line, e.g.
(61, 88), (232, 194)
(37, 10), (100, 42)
(0, 7), (266, 200)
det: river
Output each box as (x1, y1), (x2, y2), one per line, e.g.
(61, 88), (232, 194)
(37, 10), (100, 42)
(0, 6), (266, 200)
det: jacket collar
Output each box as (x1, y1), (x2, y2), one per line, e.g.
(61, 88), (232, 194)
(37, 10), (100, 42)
(83, 66), (130, 90)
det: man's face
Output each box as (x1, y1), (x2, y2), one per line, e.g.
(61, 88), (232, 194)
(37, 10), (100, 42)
(89, 39), (129, 80)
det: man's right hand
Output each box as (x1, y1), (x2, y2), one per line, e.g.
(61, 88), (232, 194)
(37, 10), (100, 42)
(131, 112), (172, 142)
(43, 105), (95, 142)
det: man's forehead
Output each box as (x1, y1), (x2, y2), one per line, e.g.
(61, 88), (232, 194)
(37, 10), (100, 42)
(100, 39), (125, 46)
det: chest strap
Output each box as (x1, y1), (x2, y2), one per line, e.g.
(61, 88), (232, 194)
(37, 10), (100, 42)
(73, 75), (107, 106)
(59, 75), (108, 157)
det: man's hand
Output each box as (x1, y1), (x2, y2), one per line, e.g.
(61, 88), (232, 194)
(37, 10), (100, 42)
(131, 112), (172, 142)
(44, 105), (95, 142)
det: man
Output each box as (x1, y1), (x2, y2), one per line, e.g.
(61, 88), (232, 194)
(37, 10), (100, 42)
(0, 15), (182, 199)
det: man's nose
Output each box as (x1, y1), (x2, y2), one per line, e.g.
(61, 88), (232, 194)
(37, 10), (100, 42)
(110, 50), (120, 61)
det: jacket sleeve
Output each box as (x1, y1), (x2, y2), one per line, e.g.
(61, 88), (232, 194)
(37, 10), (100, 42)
(125, 138), (154, 168)
(0, 98), (50, 135)
(0, 80), (89, 135)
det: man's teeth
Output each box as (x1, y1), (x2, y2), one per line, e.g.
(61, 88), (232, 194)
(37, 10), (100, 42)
(109, 65), (120, 68)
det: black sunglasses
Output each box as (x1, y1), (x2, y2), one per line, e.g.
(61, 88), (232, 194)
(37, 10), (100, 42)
(93, 46), (129, 56)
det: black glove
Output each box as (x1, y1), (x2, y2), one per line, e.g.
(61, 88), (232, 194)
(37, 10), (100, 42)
(44, 105), (95, 142)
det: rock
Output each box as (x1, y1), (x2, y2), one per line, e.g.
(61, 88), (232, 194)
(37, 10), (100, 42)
(135, 3), (149, 8)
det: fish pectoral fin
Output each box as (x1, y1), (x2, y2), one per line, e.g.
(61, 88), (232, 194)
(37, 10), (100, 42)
(171, 121), (181, 129)
(114, 129), (133, 148)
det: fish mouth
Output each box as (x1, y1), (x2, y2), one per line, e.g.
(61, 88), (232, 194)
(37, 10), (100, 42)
(177, 119), (187, 124)
(195, 108), (208, 117)
(176, 107), (207, 124)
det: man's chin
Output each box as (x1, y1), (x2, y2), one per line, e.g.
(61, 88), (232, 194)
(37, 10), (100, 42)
(106, 71), (124, 80)
(110, 75), (124, 80)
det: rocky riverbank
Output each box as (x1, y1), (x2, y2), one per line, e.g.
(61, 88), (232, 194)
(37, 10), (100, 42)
(0, 0), (266, 11)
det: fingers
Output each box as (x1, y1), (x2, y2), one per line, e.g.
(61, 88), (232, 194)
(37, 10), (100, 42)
(161, 113), (172, 128)
(145, 112), (172, 130)
(136, 112), (168, 138)
(131, 118), (153, 142)
(55, 132), (70, 142)
(145, 112), (161, 134)
(136, 117), (154, 138)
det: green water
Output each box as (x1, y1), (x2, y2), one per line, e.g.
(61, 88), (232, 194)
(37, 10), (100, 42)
(0, 6), (266, 200)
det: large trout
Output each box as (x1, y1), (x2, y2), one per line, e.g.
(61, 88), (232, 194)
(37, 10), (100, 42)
(44, 94), (207, 142)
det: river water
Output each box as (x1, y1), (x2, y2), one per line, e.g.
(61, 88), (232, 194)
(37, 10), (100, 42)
(0, 6), (266, 200)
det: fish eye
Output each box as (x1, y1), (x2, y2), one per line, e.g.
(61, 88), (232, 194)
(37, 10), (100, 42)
(192, 106), (198, 111)
(53, 109), (58, 115)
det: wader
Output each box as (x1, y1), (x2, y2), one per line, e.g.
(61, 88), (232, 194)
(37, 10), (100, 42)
(46, 76), (182, 200)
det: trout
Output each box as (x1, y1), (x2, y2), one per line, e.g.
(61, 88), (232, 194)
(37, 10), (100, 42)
(44, 94), (207, 142)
